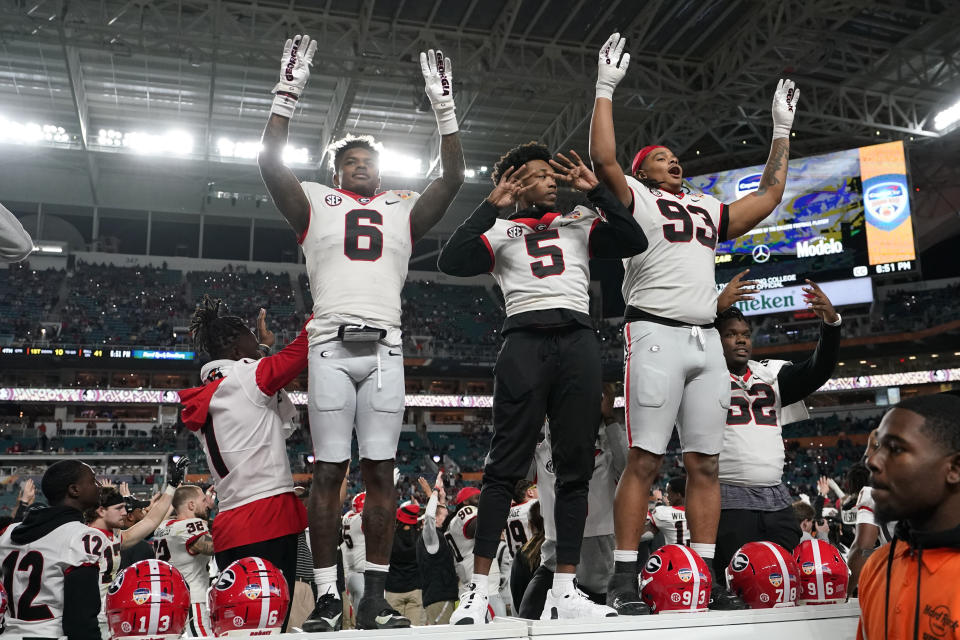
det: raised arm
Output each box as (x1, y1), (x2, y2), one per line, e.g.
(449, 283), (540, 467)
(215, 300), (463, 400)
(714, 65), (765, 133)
(257, 35), (318, 238)
(776, 281), (841, 406)
(121, 458), (188, 549)
(589, 33), (632, 207)
(410, 50), (465, 242)
(726, 80), (800, 239)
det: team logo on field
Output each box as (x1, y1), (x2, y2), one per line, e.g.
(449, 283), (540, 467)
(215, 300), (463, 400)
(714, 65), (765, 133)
(677, 568), (693, 583)
(215, 569), (237, 590)
(324, 194), (342, 206)
(132, 588), (151, 605)
(768, 572), (783, 587)
(731, 551), (749, 572)
(358, 197), (371, 204)
(645, 555), (662, 574)
(243, 583), (262, 600)
(507, 225), (523, 239)
(801, 561), (816, 575)
(648, 188), (662, 196)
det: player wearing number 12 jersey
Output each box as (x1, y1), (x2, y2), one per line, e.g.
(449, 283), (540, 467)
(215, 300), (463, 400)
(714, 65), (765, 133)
(0, 460), (101, 639)
(258, 34), (464, 632)
(590, 32), (800, 613)
(439, 143), (647, 623)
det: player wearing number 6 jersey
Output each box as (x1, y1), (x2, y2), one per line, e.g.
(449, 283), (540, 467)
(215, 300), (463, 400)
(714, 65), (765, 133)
(439, 143), (647, 623)
(0, 460), (101, 639)
(589, 32), (800, 613)
(713, 285), (841, 584)
(258, 35), (464, 632)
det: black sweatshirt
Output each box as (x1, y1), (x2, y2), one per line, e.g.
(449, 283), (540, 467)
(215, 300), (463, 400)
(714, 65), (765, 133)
(437, 182), (647, 333)
(776, 320), (842, 406)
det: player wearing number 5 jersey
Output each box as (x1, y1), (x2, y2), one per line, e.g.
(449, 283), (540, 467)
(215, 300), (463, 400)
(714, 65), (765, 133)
(0, 460), (101, 639)
(439, 144), (647, 623)
(713, 285), (841, 585)
(589, 32), (800, 613)
(257, 35), (464, 632)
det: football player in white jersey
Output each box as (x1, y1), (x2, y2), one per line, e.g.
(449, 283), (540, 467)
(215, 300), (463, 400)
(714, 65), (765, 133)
(341, 492), (367, 611)
(646, 476), (690, 548)
(589, 32), (801, 613)
(257, 35), (464, 631)
(500, 481), (538, 614)
(439, 145), (646, 623)
(86, 460), (188, 636)
(153, 484), (215, 636)
(712, 283), (841, 584)
(0, 460), (101, 639)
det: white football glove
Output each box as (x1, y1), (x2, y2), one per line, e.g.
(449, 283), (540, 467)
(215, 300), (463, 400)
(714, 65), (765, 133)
(271, 34), (318, 119)
(771, 78), (800, 139)
(420, 49), (458, 135)
(596, 32), (629, 100)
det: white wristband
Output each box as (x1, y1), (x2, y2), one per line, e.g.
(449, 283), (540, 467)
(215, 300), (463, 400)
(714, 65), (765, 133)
(595, 83), (615, 101)
(271, 94), (298, 119)
(772, 123), (792, 140)
(164, 484), (177, 496)
(434, 106), (458, 136)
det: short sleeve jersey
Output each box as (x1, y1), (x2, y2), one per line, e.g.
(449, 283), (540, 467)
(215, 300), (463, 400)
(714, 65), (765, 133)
(481, 207), (602, 317)
(648, 505), (690, 546)
(504, 499), (539, 558)
(0, 521), (101, 637)
(341, 511), (366, 574)
(444, 505), (478, 587)
(153, 518), (211, 602)
(621, 175), (730, 324)
(89, 528), (123, 609)
(299, 184), (420, 345)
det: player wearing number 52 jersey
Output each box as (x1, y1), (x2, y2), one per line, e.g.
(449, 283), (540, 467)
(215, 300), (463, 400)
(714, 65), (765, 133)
(258, 35), (464, 631)
(439, 143), (647, 623)
(713, 291), (841, 585)
(0, 461), (101, 639)
(589, 31), (801, 613)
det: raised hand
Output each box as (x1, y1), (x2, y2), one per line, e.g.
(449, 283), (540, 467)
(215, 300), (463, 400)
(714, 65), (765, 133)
(271, 34), (319, 119)
(417, 476), (433, 499)
(420, 49), (458, 135)
(19, 478), (35, 505)
(118, 482), (131, 498)
(771, 78), (800, 139)
(168, 456), (190, 488)
(596, 32), (630, 100)
(548, 150), (599, 192)
(486, 165), (533, 209)
(257, 308), (276, 348)
(803, 280), (838, 323)
(717, 269), (758, 312)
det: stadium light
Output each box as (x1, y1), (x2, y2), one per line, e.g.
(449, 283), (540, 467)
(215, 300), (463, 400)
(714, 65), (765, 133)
(0, 116), (70, 144)
(217, 137), (310, 165)
(122, 129), (193, 155)
(934, 98), (960, 131)
(380, 149), (422, 177)
(464, 168), (476, 178)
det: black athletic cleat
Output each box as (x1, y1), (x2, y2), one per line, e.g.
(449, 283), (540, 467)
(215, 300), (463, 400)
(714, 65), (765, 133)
(301, 592), (343, 632)
(709, 583), (747, 610)
(606, 574), (650, 615)
(356, 595), (411, 629)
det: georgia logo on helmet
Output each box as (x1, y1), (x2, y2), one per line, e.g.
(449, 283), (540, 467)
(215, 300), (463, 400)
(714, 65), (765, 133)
(725, 541), (800, 609)
(105, 559), (190, 640)
(352, 492), (366, 514)
(639, 544), (712, 613)
(792, 539), (849, 605)
(208, 557), (290, 636)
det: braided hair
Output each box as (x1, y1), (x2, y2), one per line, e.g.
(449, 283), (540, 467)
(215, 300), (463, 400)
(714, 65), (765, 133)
(189, 295), (250, 359)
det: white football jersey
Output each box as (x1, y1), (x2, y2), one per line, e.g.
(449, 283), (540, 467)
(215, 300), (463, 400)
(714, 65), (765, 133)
(481, 207), (602, 317)
(300, 184), (420, 346)
(621, 175), (729, 324)
(341, 511), (366, 574)
(445, 505), (478, 587)
(648, 505), (690, 546)
(90, 527), (123, 611)
(153, 518), (212, 602)
(855, 487), (895, 544)
(0, 520), (101, 637)
(504, 499), (538, 558)
(719, 359), (808, 487)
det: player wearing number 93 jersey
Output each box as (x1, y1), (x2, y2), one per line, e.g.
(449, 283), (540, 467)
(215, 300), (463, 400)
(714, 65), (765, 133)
(0, 460), (103, 639)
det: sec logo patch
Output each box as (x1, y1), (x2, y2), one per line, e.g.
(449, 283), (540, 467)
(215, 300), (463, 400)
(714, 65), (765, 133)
(325, 194), (342, 206)
(233, 615), (245, 627)
(671, 593), (681, 603)
(507, 225), (523, 239)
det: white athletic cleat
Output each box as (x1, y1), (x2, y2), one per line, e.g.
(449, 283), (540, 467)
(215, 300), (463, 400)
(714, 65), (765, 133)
(450, 584), (490, 625)
(541, 588), (618, 620)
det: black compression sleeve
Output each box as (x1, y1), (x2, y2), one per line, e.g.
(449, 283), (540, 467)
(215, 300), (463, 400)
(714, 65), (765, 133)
(63, 564), (103, 640)
(437, 200), (499, 276)
(587, 183), (649, 258)
(778, 321), (842, 406)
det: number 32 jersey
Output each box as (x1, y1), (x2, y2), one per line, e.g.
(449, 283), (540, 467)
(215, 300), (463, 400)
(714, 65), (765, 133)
(152, 518), (211, 602)
(622, 175), (730, 325)
(299, 184), (420, 346)
(481, 207), (602, 317)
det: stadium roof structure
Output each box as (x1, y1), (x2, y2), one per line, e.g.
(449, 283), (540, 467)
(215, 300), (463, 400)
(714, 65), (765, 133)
(0, 0), (958, 248)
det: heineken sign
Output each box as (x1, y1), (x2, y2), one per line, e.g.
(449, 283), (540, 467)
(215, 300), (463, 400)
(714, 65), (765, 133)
(729, 277), (873, 317)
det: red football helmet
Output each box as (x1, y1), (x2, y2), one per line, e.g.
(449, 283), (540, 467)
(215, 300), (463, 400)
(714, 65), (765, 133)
(726, 541), (800, 608)
(352, 492), (366, 514)
(793, 539), (849, 605)
(208, 557), (290, 636)
(105, 559), (190, 640)
(640, 544), (712, 613)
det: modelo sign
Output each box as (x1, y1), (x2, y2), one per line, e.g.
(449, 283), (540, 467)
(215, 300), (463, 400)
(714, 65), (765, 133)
(730, 277), (873, 317)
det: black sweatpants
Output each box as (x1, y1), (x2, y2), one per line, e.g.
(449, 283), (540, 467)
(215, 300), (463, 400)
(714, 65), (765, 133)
(475, 326), (601, 566)
(714, 506), (801, 586)
(216, 533), (300, 631)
